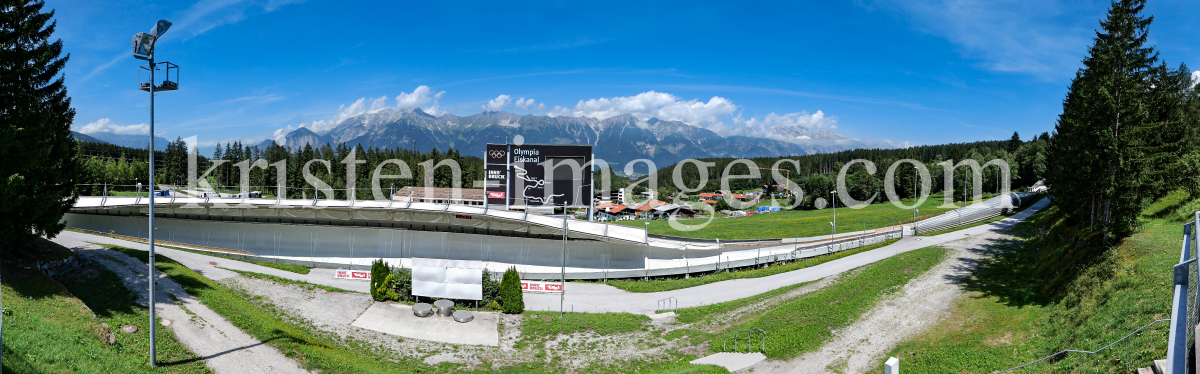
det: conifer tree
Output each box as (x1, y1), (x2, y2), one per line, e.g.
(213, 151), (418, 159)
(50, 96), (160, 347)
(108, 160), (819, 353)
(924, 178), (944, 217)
(1048, 0), (1162, 239)
(0, 0), (78, 244)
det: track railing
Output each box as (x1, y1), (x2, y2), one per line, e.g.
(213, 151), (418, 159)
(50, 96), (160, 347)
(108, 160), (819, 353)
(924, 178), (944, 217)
(1166, 214), (1199, 374)
(914, 192), (1035, 235)
(656, 297), (678, 314)
(723, 328), (766, 353)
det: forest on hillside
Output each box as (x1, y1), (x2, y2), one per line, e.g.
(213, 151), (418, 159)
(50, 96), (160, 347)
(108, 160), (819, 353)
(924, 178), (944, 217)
(74, 132), (1047, 211)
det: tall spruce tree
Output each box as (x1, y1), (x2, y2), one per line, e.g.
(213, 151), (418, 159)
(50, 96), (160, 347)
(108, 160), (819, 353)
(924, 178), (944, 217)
(1, 2), (78, 363)
(0, 0), (78, 244)
(1048, 0), (1160, 240)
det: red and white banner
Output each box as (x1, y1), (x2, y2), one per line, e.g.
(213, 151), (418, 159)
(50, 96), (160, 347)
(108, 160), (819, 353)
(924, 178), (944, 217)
(488, 191), (506, 199)
(521, 280), (563, 293)
(334, 269), (371, 280)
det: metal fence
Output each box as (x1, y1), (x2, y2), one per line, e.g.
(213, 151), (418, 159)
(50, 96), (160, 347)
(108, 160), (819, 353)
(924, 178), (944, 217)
(913, 192), (1036, 234)
(1167, 213), (1200, 374)
(723, 328), (766, 353)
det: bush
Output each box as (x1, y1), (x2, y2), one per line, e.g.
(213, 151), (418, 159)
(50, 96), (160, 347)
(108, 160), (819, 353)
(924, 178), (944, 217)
(370, 259), (389, 301)
(499, 266), (524, 314)
(386, 267), (413, 302)
(482, 268), (500, 304)
(377, 274), (399, 301)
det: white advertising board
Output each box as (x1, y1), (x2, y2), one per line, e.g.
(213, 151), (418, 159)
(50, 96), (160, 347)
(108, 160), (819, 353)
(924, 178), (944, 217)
(411, 258), (483, 300)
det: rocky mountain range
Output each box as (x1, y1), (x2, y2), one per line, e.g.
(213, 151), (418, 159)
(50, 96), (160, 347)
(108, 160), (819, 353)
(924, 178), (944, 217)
(265, 109), (863, 167)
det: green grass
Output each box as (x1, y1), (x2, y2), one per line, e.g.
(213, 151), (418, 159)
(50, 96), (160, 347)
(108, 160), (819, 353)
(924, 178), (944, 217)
(615, 193), (957, 240)
(597, 239), (899, 293)
(718, 246), (948, 359)
(517, 311), (650, 349)
(0, 239), (208, 373)
(884, 200), (1181, 373)
(216, 267), (356, 293)
(674, 280), (818, 326)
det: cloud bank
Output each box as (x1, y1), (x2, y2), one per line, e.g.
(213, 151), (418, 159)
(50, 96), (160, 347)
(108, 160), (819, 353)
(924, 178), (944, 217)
(76, 118), (150, 136)
(302, 85), (444, 133)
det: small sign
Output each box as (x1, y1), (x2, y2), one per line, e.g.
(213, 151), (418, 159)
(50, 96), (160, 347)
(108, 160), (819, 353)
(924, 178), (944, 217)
(521, 280), (563, 294)
(488, 191), (506, 199)
(455, 214), (473, 220)
(335, 269), (371, 280)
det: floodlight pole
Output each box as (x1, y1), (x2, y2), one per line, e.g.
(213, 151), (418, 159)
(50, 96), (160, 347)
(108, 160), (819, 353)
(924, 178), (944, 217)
(561, 203), (567, 317)
(146, 54), (159, 367)
(830, 191), (836, 237)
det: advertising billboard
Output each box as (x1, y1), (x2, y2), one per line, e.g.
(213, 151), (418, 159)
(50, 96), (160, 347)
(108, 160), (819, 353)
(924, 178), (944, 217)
(485, 143), (593, 208)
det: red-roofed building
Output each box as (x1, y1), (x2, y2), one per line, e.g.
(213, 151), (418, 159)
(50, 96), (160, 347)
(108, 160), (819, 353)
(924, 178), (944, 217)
(595, 203), (634, 221)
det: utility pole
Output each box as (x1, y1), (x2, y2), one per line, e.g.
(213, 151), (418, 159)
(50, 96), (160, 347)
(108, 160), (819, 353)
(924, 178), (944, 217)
(561, 203), (567, 317)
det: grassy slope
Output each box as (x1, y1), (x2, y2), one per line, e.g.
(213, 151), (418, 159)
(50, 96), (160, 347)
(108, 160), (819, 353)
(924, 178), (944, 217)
(0, 240), (207, 373)
(598, 239), (899, 293)
(615, 194), (955, 240)
(717, 247), (947, 359)
(885, 195), (1194, 373)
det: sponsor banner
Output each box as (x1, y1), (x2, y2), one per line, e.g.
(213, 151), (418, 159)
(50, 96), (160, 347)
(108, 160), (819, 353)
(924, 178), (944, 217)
(520, 280), (563, 294)
(334, 269), (371, 280)
(488, 191), (506, 199)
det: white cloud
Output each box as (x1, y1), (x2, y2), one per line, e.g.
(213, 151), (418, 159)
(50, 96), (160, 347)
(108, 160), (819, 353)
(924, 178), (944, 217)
(396, 85), (443, 110)
(483, 94), (512, 111)
(301, 85), (445, 133)
(867, 0), (1097, 79)
(733, 111), (837, 131)
(550, 91), (738, 130)
(1191, 71), (1199, 89)
(514, 97), (545, 111)
(76, 118), (150, 135)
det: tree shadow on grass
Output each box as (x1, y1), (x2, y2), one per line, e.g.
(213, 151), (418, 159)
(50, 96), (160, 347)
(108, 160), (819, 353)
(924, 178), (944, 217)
(1, 237), (85, 301)
(946, 218), (1108, 308)
(158, 335), (288, 367)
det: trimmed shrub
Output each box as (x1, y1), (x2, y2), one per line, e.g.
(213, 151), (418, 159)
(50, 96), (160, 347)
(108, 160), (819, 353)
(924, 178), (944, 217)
(370, 259), (388, 301)
(499, 266), (524, 314)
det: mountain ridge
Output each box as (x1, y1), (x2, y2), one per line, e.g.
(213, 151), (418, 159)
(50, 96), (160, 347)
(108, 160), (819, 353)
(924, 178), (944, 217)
(269, 109), (864, 166)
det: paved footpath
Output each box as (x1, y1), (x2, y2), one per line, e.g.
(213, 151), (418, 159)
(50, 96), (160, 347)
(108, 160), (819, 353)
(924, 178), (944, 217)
(55, 198), (1048, 316)
(53, 236), (312, 373)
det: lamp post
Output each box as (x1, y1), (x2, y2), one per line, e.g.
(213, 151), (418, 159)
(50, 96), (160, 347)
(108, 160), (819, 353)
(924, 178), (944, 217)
(829, 221), (835, 250)
(132, 19), (177, 367)
(913, 166), (918, 232)
(830, 191), (836, 237)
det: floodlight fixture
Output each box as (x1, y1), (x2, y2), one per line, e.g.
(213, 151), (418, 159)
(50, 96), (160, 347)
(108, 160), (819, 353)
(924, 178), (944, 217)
(131, 20), (172, 60)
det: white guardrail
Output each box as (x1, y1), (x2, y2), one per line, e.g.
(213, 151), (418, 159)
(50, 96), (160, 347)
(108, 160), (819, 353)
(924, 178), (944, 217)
(914, 192), (1036, 235)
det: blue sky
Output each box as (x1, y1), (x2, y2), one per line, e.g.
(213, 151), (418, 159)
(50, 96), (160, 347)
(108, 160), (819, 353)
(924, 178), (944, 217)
(52, 0), (1200, 152)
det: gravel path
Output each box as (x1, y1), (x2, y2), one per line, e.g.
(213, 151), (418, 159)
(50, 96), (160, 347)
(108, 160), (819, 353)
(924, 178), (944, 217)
(55, 237), (311, 374)
(745, 226), (1017, 374)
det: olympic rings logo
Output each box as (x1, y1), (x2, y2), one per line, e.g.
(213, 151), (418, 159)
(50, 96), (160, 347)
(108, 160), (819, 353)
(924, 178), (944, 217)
(488, 150), (506, 159)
